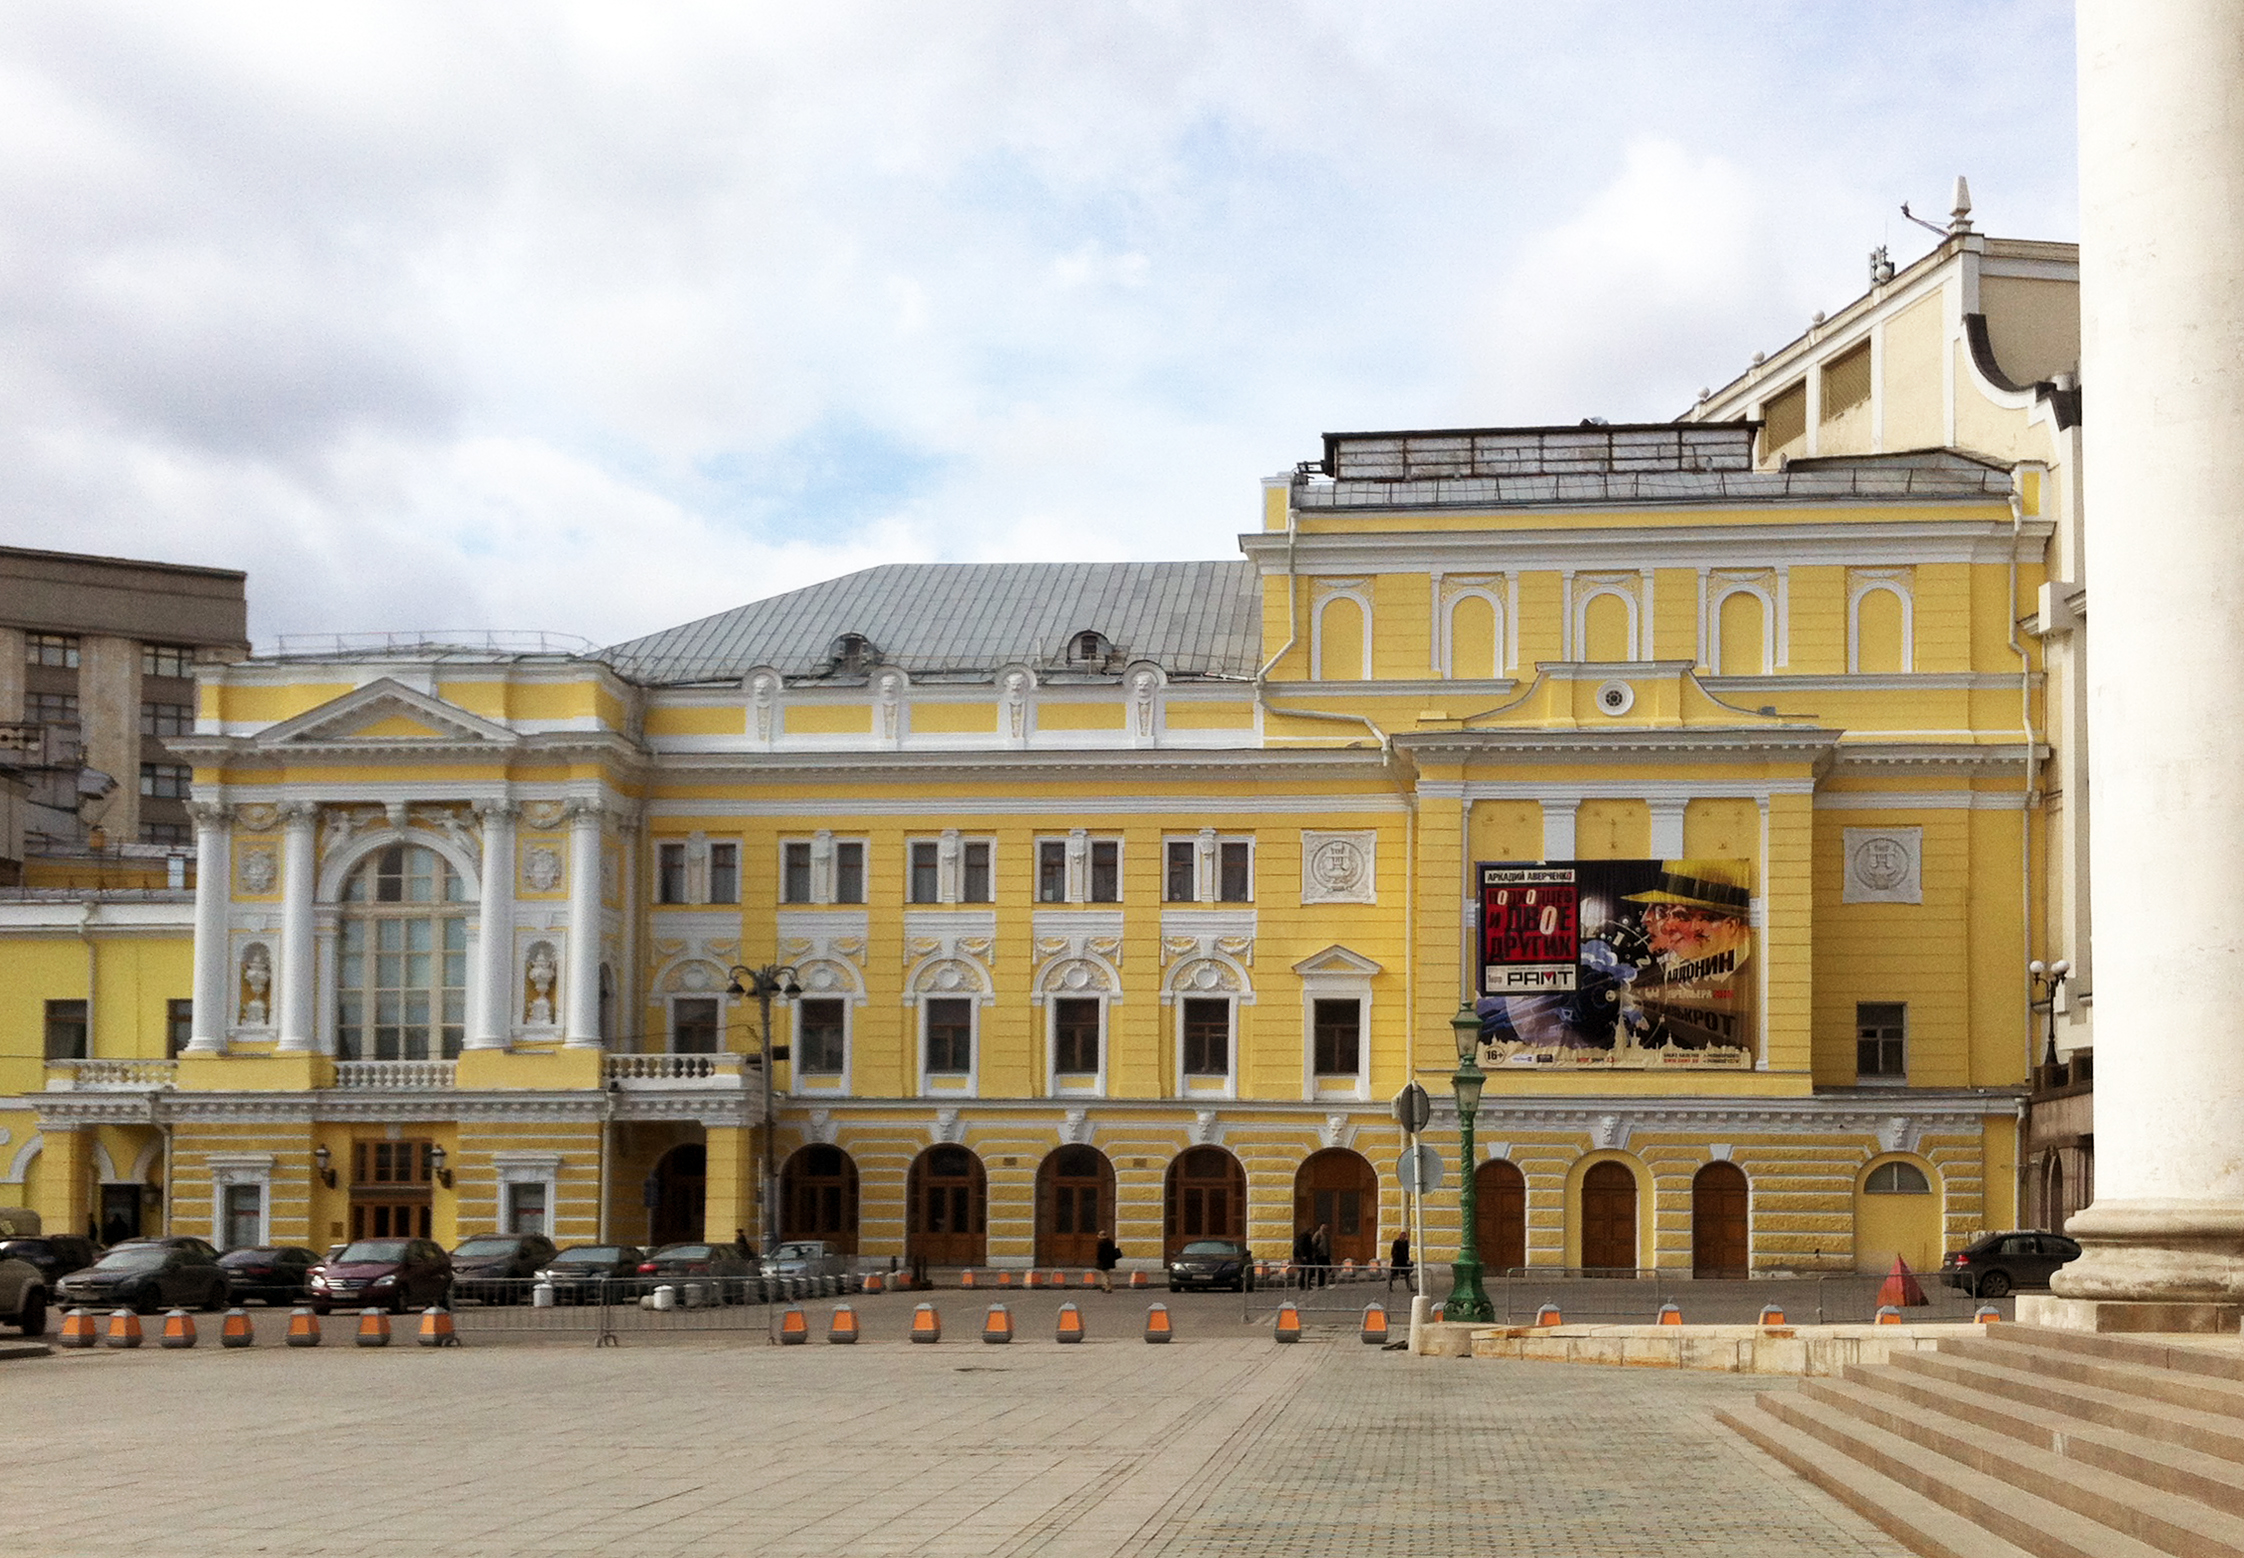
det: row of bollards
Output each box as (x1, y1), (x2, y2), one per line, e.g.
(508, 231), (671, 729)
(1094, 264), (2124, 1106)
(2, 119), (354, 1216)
(56, 1305), (460, 1350)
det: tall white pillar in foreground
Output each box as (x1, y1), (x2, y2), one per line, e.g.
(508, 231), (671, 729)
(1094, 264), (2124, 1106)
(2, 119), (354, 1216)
(185, 802), (231, 1054)
(2055, 0), (2244, 1310)
(563, 799), (605, 1048)
(275, 803), (318, 1053)
(468, 799), (516, 1050)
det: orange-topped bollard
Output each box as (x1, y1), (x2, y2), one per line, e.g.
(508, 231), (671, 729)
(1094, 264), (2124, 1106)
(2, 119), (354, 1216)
(220, 1308), (256, 1348)
(1534, 1303), (1563, 1327)
(1273, 1302), (1301, 1343)
(910, 1302), (942, 1343)
(104, 1309), (142, 1349)
(1757, 1303), (1786, 1327)
(1341, 1259), (1357, 1282)
(863, 1271), (884, 1295)
(1875, 1304), (1902, 1325)
(357, 1308), (391, 1347)
(1056, 1302), (1085, 1343)
(418, 1306), (458, 1347)
(982, 1304), (1013, 1344)
(1129, 1270), (1148, 1290)
(1975, 1305), (2002, 1324)
(159, 1309), (197, 1349)
(1145, 1302), (1174, 1343)
(778, 1308), (809, 1345)
(997, 1269), (1014, 1288)
(961, 1268), (978, 1289)
(59, 1308), (98, 1348)
(1025, 1269), (1044, 1289)
(1656, 1302), (1683, 1326)
(286, 1306), (322, 1347)
(1360, 1303), (1388, 1344)
(828, 1303), (859, 1344)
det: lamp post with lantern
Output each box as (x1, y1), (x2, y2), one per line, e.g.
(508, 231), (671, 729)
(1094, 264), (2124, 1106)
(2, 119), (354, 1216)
(1443, 999), (1495, 1323)
(2029, 958), (2073, 1070)
(724, 962), (800, 1253)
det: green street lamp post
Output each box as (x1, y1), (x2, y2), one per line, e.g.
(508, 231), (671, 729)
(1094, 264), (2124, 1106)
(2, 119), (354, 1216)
(1443, 998), (1495, 1323)
(725, 962), (801, 1253)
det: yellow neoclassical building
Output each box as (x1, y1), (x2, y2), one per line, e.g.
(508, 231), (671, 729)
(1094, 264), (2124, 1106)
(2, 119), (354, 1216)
(3, 221), (2078, 1280)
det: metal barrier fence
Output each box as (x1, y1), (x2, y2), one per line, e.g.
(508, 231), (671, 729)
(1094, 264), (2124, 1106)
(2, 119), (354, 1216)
(440, 1273), (864, 1344)
(1241, 1263), (1439, 1324)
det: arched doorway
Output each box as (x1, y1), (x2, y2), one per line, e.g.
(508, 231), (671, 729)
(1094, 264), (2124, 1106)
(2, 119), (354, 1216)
(2041, 1153), (2065, 1233)
(1293, 1148), (1378, 1265)
(1692, 1161), (1749, 1277)
(1854, 1157), (1941, 1273)
(1165, 1146), (1247, 1259)
(780, 1144), (859, 1253)
(650, 1143), (707, 1248)
(907, 1144), (987, 1267)
(1580, 1161), (1638, 1272)
(1034, 1145), (1115, 1268)
(1475, 1159), (1526, 1273)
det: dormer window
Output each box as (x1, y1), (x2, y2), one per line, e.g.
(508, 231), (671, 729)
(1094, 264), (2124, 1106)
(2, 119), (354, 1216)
(828, 633), (878, 675)
(1067, 630), (1111, 666)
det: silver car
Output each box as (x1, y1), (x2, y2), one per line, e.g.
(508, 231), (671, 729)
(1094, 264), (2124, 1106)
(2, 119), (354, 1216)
(760, 1240), (850, 1284)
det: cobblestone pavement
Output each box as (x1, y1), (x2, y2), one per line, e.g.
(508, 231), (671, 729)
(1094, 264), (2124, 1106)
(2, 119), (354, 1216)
(8, 1329), (1909, 1558)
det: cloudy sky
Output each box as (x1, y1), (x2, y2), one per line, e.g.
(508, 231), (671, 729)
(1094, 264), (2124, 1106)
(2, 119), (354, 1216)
(0, 2), (2076, 648)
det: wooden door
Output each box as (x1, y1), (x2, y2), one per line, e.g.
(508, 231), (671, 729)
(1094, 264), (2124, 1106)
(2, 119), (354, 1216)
(781, 1144), (860, 1254)
(1165, 1147), (1247, 1259)
(1580, 1161), (1638, 1271)
(1692, 1161), (1749, 1277)
(650, 1144), (706, 1248)
(1475, 1159), (1526, 1273)
(1293, 1149), (1378, 1265)
(907, 1146), (987, 1267)
(1035, 1146), (1114, 1268)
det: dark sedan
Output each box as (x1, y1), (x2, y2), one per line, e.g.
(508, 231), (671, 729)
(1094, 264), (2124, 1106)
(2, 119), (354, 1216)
(1940, 1230), (2081, 1299)
(56, 1243), (231, 1313)
(0, 1235), (99, 1287)
(536, 1244), (647, 1303)
(450, 1234), (559, 1304)
(637, 1243), (759, 1303)
(217, 1245), (320, 1305)
(309, 1237), (453, 1314)
(1168, 1239), (1255, 1293)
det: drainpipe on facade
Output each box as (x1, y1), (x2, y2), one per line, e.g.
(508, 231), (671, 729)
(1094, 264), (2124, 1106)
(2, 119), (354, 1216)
(2010, 473), (2044, 1085)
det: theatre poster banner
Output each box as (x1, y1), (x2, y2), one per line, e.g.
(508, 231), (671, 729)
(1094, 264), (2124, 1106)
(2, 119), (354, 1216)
(1474, 859), (1755, 1069)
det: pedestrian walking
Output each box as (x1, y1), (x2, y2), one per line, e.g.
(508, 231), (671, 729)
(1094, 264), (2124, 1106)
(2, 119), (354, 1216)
(1094, 1229), (1121, 1292)
(735, 1228), (756, 1261)
(1388, 1233), (1413, 1292)
(1292, 1228), (1316, 1290)
(1311, 1224), (1332, 1289)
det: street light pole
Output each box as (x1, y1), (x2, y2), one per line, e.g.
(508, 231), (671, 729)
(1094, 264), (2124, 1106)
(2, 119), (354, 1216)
(1443, 1000), (1494, 1323)
(725, 963), (799, 1253)
(2028, 958), (2073, 1070)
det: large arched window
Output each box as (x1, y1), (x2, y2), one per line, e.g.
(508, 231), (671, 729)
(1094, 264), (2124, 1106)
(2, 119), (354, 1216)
(337, 844), (468, 1061)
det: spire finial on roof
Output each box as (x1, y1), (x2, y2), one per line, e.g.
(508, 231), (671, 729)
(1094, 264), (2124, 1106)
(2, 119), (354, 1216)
(1948, 175), (1974, 235)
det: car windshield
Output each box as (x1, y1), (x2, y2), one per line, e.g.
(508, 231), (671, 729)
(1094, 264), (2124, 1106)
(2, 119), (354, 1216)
(553, 1247), (624, 1264)
(1181, 1241), (1243, 1257)
(454, 1238), (520, 1257)
(218, 1249), (275, 1266)
(656, 1245), (714, 1261)
(775, 1244), (823, 1259)
(93, 1247), (168, 1271)
(336, 1240), (410, 1264)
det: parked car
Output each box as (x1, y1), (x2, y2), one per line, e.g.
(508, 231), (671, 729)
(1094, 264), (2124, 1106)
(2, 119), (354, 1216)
(761, 1240), (850, 1284)
(309, 1238), (453, 1314)
(0, 1254), (45, 1335)
(450, 1234), (559, 1303)
(1940, 1230), (2082, 1299)
(1169, 1239), (1255, 1293)
(216, 1245), (320, 1305)
(535, 1244), (647, 1304)
(637, 1243), (759, 1302)
(56, 1242), (230, 1313)
(0, 1235), (99, 1287)
(109, 1235), (222, 1260)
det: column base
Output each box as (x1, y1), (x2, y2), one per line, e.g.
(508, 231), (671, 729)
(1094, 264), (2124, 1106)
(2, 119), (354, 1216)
(2015, 1294), (2244, 1335)
(2051, 1198), (2244, 1305)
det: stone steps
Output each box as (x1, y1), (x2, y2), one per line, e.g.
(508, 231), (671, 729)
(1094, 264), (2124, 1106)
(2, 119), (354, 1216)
(1716, 1324), (2244, 1558)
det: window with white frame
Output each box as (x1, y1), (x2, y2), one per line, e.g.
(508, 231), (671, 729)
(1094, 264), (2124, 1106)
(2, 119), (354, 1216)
(656, 842), (689, 904)
(222, 1183), (263, 1251)
(960, 840), (992, 903)
(908, 841), (941, 904)
(796, 998), (848, 1073)
(1182, 998), (1231, 1077)
(924, 997), (974, 1074)
(1088, 839), (1120, 902)
(708, 842), (740, 904)
(672, 997), (722, 1054)
(1037, 839), (1068, 903)
(834, 840), (866, 903)
(1052, 997), (1101, 1075)
(1163, 834), (1253, 903)
(1312, 999), (1361, 1076)
(505, 1180), (548, 1235)
(781, 840), (814, 903)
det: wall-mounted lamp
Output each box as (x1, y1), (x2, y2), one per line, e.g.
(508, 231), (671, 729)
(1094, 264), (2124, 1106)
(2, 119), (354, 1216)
(429, 1144), (453, 1189)
(313, 1144), (336, 1189)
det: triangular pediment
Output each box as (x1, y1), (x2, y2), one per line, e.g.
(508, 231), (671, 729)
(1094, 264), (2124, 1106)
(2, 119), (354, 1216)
(255, 678), (520, 749)
(1292, 944), (1383, 978)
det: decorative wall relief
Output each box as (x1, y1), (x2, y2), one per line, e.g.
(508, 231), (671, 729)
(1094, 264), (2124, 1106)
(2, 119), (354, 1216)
(1300, 830), (1377, 905)
(1032, 932), (1123, 998)
(520, 800), (568, 832)
(1001, 668), (1031, 742)
(238, 847), (278, 896)
(522, 844), (564, 894)
(524, 942), (558, 1026)
(1843, 826), (1923, 904)
(875, 668), (905, 742)
(239, 944), (273, 1028)
(1128, 665), (1161, 740)
(748, 669), (780, 744)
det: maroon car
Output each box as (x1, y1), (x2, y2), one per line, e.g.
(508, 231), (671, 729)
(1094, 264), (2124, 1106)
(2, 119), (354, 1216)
(308, 1237), (453, 1314)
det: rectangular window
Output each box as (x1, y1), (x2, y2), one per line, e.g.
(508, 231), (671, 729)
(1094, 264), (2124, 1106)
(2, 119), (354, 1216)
(139, 701), (193, 737)
(656, 842), (688, 904)
(25, 632), (78, 669)
(1037, 840), (1067, 903)
(165, 999), (193, 1058)
(1313, 998), (1362, 1075)
(1053, 997), (1101, 1074)
(44, 999), (88, 1061)
(908, 841), (941, 904)
(924, 997), (973, 1073)
(1218, 840), (1252, 902)
(141, 643), (193, 679)
(222, 1183), (263, 1251)
(960, 841), (992, 904)
(1088, 839), (1120, 903)
(1165, 840), (1196, 902)
(797, 998), (847, 1072)
(707, 842), (739, 904)
(781, 841), (813, 903)
(26, 691), (78, 726)
(142, 822), (191, 847)
(834, 840), (865, 903)
(1182, 998), (1230, 1076)
(353, 1140), (433, 1185)
(673, 997), (721, 1054)
(139, 762), (190, 800)
(1856, 1002), (1907, 1080)
(505, 1181), (548, 1236)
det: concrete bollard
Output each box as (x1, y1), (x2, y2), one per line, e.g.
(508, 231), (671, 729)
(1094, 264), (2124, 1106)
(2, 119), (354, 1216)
(159, 1309), (197, 1349)
(1656, 1302), (1683, 1326)
(220, 1308), (256, 1348)
(1757, 1303), (1786, 1327)
(828, 1304), (859, 1344)
(1056, 1302), (1084, 1343)
(862, 1272), (884, 1295)
(105, 1309), (142, 1349)
(59, 1308), (97, 1348)
(779, 1308), (809, 1345)
(1875, 1304), (1902, 1325)
(1360, 1303), (1388, 1345)
(1274, 1302), (1301, 1343)
(1975, 1305), (2001, 1324)
(981, 1304), (1013, 1344)
(1145, 1302), (1174, 1343)
(286, 1306), (322, 1347)
(910, 1302), (941, 1343)
(418, 1306), (458, 1347)
(356, 1307), (391, 1347)
(1534, 1303), (1563, 1327)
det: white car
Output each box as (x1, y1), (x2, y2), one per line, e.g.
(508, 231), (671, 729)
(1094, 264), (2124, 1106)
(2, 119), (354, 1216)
(0, 1255), (45, 1336)
(761, 1241), (850, 1283)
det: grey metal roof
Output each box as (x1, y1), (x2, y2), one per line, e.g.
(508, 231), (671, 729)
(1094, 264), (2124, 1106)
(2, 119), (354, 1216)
(601, 561), (1262, 686)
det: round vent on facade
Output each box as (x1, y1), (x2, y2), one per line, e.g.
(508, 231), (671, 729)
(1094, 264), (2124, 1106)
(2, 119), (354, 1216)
(1595, 679), (1634, 716)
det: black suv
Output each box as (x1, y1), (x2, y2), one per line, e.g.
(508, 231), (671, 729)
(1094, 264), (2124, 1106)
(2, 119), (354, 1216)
(1940, 1230), (2081, 1299)
(0, 1235), (99, 1286)
(450, 1234), (560, 1304)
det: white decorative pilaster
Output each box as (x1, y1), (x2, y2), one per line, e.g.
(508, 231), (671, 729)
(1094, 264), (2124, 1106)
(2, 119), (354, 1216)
(469, 799), (516, 1050)
(1539, 799), (1579, 861)
(187, 801), (231, 1054)
(275, 803), (317, 1052)
(1647, 798), (1688, 859)
(563, 799), (604, 1048)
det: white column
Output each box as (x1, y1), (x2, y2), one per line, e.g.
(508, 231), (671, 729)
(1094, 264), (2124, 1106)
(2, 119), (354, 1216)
(275, 803), (317, 1052)
(186, 801), (231, 1054)
(563, 799), (604, 1048)
(2058, 0), (2244, 1306)
(469, 800), (516, 1050)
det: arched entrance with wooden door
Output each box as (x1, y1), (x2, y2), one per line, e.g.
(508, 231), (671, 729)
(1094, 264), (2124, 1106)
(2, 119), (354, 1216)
(650, 1143), (706, 1248)
(1293, 1148), (1378, 1266)
(906, 1144), (987, 1268)
(780, 1143), (860, 1253)
(1034, 1145), (1115, 1269)
(1579, 1160), (1639, 1272)
(1692, 1161), (1749, 1277)
(1164, 1146), (1247, 1260)
(1475, 1159), (1526, 1273)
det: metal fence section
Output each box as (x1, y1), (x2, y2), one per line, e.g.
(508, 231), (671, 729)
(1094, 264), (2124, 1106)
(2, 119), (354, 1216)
(1241, 1264), (1439, 1325)
(438, 1273), (863, 1344)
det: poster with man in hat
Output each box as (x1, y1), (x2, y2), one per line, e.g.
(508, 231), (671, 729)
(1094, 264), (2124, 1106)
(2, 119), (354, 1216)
(1473, 859), (1754, 1068)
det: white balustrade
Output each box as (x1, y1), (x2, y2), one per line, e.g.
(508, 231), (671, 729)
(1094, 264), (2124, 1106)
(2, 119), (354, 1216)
(602, 1053), (743, 1084)
(333, 1059), (458, 1090)
(52, 1059), (178, 1089)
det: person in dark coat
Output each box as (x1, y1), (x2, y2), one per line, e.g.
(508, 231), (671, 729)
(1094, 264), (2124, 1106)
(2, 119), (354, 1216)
(1388, 1233), (1414, 1292)
(1094, 1230), (1121, 1292)
(1292, 1228), (1316, 1289)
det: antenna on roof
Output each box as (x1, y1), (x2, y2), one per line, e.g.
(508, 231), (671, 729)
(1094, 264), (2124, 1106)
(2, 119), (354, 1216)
(1869, 245), (1895, 285)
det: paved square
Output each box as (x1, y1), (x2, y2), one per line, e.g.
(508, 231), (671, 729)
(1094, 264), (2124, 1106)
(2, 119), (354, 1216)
(9, 1314), (1908, 1557)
